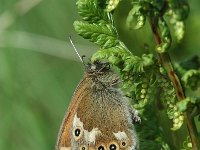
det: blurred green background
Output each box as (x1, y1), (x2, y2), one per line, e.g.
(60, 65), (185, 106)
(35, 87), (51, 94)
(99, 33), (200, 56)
(0, 0), (199, 150)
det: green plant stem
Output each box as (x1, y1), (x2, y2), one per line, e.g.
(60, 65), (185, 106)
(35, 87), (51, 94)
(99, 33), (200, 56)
(149, 19), (200, 150)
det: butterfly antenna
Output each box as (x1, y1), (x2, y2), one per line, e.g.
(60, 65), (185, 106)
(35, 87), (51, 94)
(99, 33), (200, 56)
(69, 36), (84, 64)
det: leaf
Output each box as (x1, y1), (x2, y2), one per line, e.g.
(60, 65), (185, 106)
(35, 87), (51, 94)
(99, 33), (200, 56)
(167, 0), (189, 21)
(92, 47), (154, 72)
(91, 47), (129, 64)
(157, 19), (172, 53)
(182, 69), (200, 90)
(158, 76), (184, 130)
(141, 54), (155, 67)
(76, 0), (109, 23)
(74, 21), (119, 48)
(126, 4), (146, 30)
(106, 0), (120, 12)
(176, 98), (190, 112)
(169, 10), (185, 42)
(176, 97), (199, 112)
(182, 136), (192, 150)
(123, 54), (154, 73)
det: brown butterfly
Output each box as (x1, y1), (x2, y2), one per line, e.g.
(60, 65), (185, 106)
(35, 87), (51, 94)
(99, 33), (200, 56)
(55, 60), (140, 150)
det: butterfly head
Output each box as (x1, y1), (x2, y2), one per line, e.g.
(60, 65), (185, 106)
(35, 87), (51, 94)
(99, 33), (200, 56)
(85, 61), (120, 88)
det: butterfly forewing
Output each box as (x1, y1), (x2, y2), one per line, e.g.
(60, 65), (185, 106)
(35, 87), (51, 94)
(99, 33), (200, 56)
(56, 77), (92, 149)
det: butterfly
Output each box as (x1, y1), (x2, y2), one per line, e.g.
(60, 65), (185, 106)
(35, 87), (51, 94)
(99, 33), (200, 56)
(55, 60), (140, 150)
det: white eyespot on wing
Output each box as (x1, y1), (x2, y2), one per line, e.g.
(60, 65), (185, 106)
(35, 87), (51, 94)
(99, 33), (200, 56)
(84, 128), (101, 144)
(60, 147), (71, 150)
(72, 113), (84, 141)
(113, 131), (128, 141)
(72, 113), (101, 144)
(73, 113), (84, 128)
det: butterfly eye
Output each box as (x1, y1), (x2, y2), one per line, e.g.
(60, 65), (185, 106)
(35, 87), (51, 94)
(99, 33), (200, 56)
(73, 127), (83, 141)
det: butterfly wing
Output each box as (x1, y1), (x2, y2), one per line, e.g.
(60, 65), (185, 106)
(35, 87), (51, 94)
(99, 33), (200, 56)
(56, 77), (91, 150)
(56, 69), (139, 150)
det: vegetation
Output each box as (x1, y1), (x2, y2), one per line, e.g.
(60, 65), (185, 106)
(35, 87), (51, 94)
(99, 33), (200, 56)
(74, 0), (200, 149)
(0, 0), (199, 150)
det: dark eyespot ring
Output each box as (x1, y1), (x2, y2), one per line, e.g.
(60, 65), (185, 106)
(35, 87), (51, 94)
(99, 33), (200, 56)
(80, 145), (87, 150)
(122, 141), (126, 146)
(98, 146), (105, 150)
(73, 127), (83, 141)
(109, 144), (117, 150)
(82, 146), (86, 150)
(120, 140), (128, 148)
(75, 128), (81, 137)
